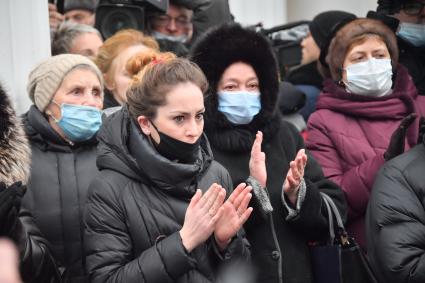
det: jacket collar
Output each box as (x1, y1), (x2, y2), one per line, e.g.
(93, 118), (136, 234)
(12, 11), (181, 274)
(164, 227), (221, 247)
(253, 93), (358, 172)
(97, 106), (213, 198)
(23, 105), (98, 151)
(318, 65), (418, 119)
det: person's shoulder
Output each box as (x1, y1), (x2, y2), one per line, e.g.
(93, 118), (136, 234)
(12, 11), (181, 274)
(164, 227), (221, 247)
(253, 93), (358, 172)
(382, 144), (425, 176)
(88, 169), (134, 201)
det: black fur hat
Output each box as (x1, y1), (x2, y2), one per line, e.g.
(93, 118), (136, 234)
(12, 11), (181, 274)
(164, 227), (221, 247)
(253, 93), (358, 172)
(189, 23), (279, 120)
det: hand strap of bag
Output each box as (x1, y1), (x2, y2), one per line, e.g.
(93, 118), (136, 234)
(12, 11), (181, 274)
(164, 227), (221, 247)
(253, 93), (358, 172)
(322, 194), (335, 244)
(321, 192), (349, 245)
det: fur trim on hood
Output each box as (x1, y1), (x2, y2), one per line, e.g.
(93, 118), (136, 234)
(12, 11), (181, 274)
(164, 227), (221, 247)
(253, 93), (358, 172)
(0, 84), (31, 185)
(189, 23), (282, 152)
(189, 23), (280, 119)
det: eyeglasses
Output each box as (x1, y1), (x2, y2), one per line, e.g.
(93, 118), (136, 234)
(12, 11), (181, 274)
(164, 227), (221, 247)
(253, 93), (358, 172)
(151, 15), (191, 29)
(402, 0), (425, 15)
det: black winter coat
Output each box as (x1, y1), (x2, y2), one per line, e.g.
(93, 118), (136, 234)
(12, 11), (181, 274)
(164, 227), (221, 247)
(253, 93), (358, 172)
(17, 207), (62, 283)
(0, 83), (60, 282)
(398, 37), (425, 95)
(22, 106), (99, 283)
(84, 107), (250, 283)
(207, 116), (346, 283)
(190, 23), (346, 282)
(366, 142), (425, 283)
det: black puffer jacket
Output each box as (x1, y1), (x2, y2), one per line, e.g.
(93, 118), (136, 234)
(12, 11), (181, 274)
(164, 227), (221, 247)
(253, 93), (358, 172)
(366, 141), (425, 283)
(190, 23), (347, 283)
(84, 107), (250, 283)
(22, 106), (99, 283)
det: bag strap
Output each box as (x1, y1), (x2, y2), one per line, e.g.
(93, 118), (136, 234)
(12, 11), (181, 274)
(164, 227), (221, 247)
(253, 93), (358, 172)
(321, 192), (349, 245)
(322, 194), (335, 244)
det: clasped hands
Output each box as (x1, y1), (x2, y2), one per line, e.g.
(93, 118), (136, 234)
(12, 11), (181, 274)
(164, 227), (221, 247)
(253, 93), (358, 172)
(180, 183), (253, 252)
(249, 131), (307, 206)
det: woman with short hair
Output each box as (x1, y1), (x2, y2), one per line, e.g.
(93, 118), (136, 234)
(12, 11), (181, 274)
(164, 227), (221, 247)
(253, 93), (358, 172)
(306, 18), (425, 250)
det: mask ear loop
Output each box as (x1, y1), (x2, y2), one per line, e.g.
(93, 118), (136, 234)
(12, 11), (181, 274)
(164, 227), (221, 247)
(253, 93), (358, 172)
(147, 119), (161, 145)
(337, 66), (346, 87)
(46, 100), (62, 123)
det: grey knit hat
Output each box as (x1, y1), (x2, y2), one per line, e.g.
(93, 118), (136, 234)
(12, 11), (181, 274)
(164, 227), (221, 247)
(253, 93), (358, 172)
(27, 54), (103, 112)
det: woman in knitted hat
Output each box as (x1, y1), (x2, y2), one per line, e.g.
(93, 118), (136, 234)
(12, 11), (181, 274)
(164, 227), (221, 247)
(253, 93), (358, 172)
(21, 53), (104, 282)
(84, 50), (252, 282)
(306, 18), (425, 250)
(190, 23), (346, 283)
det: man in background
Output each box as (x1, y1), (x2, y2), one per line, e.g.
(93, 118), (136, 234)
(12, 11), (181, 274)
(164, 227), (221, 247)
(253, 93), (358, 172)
(369, 0), (425, 95)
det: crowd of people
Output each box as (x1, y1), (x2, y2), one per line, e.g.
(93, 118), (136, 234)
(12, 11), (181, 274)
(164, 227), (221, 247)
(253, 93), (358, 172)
(0, 0), (424, 283)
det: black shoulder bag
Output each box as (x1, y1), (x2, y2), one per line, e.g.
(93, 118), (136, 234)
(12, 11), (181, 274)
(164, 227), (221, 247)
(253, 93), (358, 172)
(310, 193), (378, 283)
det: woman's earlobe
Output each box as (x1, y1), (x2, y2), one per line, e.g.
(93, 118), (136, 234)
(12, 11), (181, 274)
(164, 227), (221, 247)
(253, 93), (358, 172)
(137, 115), (151, 135)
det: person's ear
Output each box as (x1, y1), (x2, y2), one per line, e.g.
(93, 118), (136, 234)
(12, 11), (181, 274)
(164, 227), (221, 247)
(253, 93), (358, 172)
(104, 73), (115, 92)
(137, 115), (151, 135)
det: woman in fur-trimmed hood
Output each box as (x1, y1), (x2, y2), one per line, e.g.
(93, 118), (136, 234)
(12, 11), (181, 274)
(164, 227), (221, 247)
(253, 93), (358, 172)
(190, 23), (346, 283)
(0, 85), (30, 185)
(0, 83), (60, 282)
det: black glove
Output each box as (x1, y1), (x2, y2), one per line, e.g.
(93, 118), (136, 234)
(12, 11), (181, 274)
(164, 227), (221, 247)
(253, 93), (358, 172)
(0, 181), (26, 236)
(417, 117), (425, 145)
(384, 113), (417, 161)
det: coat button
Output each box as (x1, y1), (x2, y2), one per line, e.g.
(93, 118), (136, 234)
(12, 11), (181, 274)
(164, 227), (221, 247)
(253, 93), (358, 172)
(271, 250), (280, 260)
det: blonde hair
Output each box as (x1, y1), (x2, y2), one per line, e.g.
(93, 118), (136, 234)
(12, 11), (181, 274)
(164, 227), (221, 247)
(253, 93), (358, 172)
(94, 29), (159, 77)
(126, 51), (208, 121)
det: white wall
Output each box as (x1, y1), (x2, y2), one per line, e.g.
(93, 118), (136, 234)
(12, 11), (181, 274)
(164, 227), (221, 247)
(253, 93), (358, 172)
(0, 0), (51, 114)
(229, 0), (377, 29)
(287, 0), (376, 22)
(229, 0), (287, 28)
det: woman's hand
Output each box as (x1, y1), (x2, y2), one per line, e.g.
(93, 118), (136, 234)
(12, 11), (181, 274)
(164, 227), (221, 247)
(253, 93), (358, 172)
(180, 184), (226, 252)
(283, 149), (307, 206)
(249, 131), (267, 188)
(0, 239), (22, 283)
(214, 183), (253, 250)
(48, 3), (64, 33)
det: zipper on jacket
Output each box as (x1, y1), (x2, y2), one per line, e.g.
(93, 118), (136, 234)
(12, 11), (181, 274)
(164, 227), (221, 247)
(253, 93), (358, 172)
(269, 213), (283, 283)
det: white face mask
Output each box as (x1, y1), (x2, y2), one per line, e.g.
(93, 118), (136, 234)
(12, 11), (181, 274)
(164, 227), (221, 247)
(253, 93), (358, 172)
(344, 58), (393, 97)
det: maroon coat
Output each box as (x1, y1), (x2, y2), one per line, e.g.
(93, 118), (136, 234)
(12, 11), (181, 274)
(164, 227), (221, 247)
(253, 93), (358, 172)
(306, 65), (425, 249)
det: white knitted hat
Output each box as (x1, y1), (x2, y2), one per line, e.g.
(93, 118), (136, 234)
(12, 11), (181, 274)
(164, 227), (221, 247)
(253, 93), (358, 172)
(27, 54), (103, 112)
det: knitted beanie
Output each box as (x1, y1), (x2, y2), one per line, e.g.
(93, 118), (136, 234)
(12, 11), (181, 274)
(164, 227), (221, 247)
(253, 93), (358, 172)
(309, 11), (357, 49)
(27, 54), (103, 112)
(64, 0), (98, 13)
(325, 18), (399, 81)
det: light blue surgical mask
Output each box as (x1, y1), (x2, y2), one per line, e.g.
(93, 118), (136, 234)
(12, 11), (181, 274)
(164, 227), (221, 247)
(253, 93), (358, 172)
(51, 102), (102, 142)
(217, 91), (261, 125)
(397, 22), (425, 47)
(344, 58), (393, 97)
(151, 31), (188, 43)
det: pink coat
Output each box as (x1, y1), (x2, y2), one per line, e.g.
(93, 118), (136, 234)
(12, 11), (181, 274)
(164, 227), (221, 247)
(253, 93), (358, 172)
(306, 65), (425, 249)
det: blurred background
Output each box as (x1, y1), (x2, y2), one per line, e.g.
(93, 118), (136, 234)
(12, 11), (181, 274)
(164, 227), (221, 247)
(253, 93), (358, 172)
(0, 0), (377, 114)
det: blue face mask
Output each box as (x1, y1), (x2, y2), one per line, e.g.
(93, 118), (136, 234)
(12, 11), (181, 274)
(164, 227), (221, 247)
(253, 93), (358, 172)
(51, 102), (102, 142)
(397, 22), (425, 47)
(217, 91), (261, 125)
(151, 31), (188, 43)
